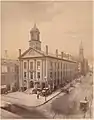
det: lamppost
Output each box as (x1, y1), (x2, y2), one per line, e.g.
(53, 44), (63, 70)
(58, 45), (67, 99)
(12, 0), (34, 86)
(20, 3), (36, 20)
(44, 76), (47, 102)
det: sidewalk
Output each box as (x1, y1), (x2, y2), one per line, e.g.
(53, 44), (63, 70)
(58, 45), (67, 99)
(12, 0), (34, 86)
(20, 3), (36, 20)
(1, 89), (61, 108)
(1, 77), (82, 108)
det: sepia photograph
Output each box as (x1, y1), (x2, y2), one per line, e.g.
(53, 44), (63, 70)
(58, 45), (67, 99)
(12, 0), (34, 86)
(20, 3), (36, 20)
(0, 0), (93, 119)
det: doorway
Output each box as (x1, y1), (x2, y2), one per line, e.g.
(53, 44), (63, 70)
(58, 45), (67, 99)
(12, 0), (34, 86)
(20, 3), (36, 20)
(30, 81), (34, 88)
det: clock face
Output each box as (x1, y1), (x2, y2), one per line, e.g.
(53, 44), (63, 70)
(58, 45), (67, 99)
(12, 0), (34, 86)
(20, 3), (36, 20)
(31, 33), (39, 40)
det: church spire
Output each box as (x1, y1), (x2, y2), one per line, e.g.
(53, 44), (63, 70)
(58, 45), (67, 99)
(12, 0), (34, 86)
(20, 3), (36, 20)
(80, 40), (83, 50)
(79, 40), (84, 61)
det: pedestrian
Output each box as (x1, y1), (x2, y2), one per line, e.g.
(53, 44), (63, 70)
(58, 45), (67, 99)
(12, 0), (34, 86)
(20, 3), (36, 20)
(84, 97), (88, 101)
(37, 91), (40, 99)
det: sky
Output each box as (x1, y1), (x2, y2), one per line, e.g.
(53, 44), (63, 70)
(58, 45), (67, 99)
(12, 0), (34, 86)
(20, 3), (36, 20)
(1, 1), (93, 63)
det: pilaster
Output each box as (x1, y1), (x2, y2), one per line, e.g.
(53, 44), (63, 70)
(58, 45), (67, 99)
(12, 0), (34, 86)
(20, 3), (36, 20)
(27, 60), (29, 89)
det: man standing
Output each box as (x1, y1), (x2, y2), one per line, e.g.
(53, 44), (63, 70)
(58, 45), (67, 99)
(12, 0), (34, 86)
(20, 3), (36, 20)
(37, 91), (40, 99)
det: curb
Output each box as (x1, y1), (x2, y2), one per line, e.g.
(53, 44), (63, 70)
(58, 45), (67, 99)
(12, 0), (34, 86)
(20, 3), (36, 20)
(35, 91), (62, 108)
(15, 90), (62, 109)
(12, 90), (62, 110)
(2, 77), (83, 109)
(2, 90), (62, 109)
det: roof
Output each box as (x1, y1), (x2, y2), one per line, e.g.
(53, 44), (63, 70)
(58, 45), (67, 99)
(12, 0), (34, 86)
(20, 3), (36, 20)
(19, 47), (77, 63)
(30, 24), (40, 33)
(1, 58), (19, 66)
(19, 47), (45, 58)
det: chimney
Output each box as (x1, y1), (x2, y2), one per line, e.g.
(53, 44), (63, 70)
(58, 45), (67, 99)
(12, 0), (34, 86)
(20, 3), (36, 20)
(56, 49), (58, 57)
(19, 49), (21, 57)
(61, 52), (63, 58)
(46, 45), (48, 55)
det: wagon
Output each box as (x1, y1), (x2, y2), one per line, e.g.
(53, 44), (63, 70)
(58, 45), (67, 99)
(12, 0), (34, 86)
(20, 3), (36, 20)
(80, 100), (89, 112)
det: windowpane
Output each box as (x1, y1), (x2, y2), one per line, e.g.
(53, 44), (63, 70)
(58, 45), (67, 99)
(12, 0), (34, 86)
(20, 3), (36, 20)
(24, 62), (27, 69)
(24, 72), (26, 78)
(50, 72), (52, 78)
(58, 63), (59, 69)
(37, 61), (40, 70)
(30, 62), (33, 70)
(55, 72), (56, 79)
(30, 72), (33, 79)
(37, 72), (40, 79)
(49, 61), (53, 70)
(2, 65), (7, 72)
(55, 63), (56, 69)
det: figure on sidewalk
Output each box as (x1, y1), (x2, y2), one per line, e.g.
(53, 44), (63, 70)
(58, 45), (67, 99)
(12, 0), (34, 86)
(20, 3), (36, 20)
(84, 97), (88, 101)
(37, 91), (40, 99)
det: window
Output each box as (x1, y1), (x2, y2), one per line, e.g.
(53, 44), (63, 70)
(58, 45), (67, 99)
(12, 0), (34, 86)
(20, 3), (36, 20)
(11, 66), (15, 72)
(50, 61), (53, 70)
(2, 65), (7, 73)
(1, 76), (5, 82)
(37, 72), (40, 79)
(24, 62), (27, 69)
(58, 63), (59, 69)
(24, 72), (26, 78)
(50, 72), (52, 78)
(55, 62), (56, 69)
(55, 72), (56, 79)
(37, 61), (40, 70)
(30, 72), (33, 79)
(58, 71), (59, 78)
(30, 62), (33, 70)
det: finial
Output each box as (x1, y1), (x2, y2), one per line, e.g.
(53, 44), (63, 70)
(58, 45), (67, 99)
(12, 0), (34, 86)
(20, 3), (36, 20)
(80, 40), (83, 49)
(34, 23), (36, 28)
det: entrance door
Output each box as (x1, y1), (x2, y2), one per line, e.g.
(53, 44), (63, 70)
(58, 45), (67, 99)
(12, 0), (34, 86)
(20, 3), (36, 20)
(30, 81), (34, 88)
(41, 82), (45, 89)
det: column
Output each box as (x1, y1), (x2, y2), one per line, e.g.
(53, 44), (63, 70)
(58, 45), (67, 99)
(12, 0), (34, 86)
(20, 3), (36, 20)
(34, 59), (36, 81)
(56, 60), (58, 87)
(45, 57), (48, 86)
(43, 58), (45, 81)
(20, 60), (23, 88)
(19, 60), (21, 88)
(45, 57), (48, 79)
(27, 60), (29, 89)
(42, 59), (43, 81)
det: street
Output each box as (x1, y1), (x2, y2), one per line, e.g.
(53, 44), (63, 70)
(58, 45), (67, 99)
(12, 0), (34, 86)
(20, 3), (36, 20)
(1, 74), (93, 119)
(1, 104), (47, 119)
(38, 74), (93, 119)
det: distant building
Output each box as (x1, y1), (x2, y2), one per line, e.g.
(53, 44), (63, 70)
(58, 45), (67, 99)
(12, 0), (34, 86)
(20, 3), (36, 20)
(79, 41), (89, 76)
(1, 59), (19, 91)
(83, 59), (89, 75)
(18, 24), (78, 91)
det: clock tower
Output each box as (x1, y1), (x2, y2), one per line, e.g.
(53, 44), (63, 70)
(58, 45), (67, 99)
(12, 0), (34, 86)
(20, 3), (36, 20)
(29, 24), (41, 51)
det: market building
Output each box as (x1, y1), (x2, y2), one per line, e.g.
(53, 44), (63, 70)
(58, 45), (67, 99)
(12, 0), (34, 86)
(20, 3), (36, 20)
(18, 24), (78, 91)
